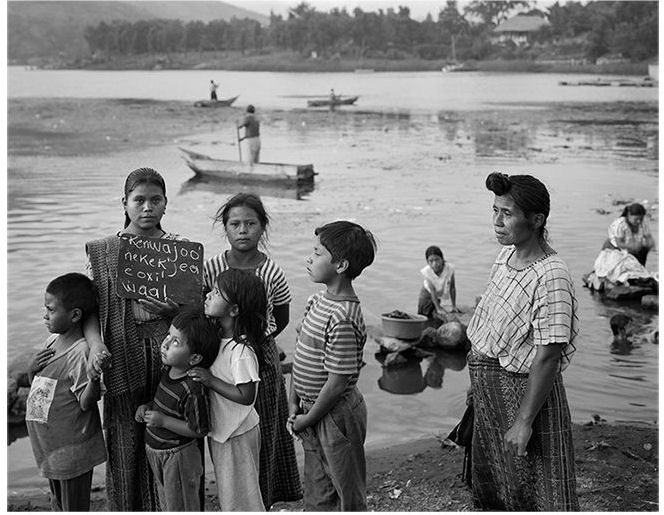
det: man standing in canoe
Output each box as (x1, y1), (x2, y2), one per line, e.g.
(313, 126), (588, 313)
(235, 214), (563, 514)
(238, 105), (261, 164)
(210, 80), (219, 101)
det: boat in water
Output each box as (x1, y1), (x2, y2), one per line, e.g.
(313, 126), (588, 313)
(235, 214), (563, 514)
(193, 95), (239, 107)
(307, 95), (359, 107)
(179, 147), (316, 186)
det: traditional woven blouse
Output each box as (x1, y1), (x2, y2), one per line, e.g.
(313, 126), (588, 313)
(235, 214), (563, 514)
(608, 217), (654, 251)
(467, 246), (579, 374)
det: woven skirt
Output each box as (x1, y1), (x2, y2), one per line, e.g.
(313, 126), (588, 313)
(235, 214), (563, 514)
(468, 353), (579, 511)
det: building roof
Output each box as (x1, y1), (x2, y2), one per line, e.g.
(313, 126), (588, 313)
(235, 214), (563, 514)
(494, 15), (549, 33)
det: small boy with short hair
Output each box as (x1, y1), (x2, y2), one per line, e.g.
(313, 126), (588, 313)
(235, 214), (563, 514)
(610, 313), (634, 354)
(25, 272), (106, 511)
(288, 220), (376, 511)
(135, 308), (218, 511)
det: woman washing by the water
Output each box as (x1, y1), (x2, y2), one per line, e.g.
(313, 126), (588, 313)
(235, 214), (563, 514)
(603, 202), (655, 266)
(586, 202), (656, 291)
(417, 245), (459, 325)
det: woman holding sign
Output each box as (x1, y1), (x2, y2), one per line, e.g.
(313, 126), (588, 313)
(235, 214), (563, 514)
(204, 193), (302, 508)
(83, 167), (187, 511)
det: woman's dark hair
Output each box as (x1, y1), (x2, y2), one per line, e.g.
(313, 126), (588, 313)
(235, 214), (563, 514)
(621, 203), (646, 218)
(485, 172), (550, 240)
(213, 192), (270, 245)
(123, 167), (166, 229)
(215, 268), (268, 371)
(425, 245), (443, 260)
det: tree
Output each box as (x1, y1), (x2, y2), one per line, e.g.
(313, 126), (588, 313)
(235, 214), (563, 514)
(439, 1), (469, 61)
(465, 1), (531, 27)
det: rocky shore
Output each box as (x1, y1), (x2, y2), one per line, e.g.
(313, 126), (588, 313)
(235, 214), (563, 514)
(7, 422), (658, 511)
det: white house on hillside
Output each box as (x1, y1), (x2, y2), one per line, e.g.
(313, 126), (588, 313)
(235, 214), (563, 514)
(493, 15), (549, 46)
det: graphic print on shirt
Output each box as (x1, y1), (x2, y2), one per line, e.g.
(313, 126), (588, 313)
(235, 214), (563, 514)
(25, 376), (57, 423)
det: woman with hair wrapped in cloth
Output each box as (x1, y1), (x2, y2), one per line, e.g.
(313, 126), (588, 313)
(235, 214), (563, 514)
(465, 172), (579, 511)
(83, 168), (193, 511)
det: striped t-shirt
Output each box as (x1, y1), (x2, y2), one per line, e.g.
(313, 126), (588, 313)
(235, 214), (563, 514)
(203, 251), (291, 336)
(466, 246), (579, 374)
(145, 368), (209, 450)
(292, 291), (366, 402)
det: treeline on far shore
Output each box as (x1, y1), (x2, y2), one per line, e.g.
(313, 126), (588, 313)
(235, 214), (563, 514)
(29, 49), (650, 76)
(64, 1), (657, 72)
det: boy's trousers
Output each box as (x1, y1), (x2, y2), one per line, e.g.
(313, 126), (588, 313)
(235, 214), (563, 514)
(145, 439), (203, 511)
(300, 387), (367, 511)
(48, 469), (94, 511)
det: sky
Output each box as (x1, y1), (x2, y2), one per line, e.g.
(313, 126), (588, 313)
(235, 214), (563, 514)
(233, 0), (560, 21)
(236, 0), (456, 20)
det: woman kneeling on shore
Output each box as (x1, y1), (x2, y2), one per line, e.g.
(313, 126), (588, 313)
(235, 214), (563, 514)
(466, 172), (579, 510)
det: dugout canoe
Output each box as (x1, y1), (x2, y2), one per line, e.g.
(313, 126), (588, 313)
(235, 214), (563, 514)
(307, 95), (359, 107)
(193, 95), (239, 107)
(179, 147), (316, 185)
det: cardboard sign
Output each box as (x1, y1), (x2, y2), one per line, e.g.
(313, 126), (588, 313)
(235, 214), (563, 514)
(116, 234), (204, 305)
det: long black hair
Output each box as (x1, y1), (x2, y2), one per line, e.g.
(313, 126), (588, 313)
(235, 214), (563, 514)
(215, 268), (268, 370)
(486, 171), (550, 241)
(123, 167), (166, 229)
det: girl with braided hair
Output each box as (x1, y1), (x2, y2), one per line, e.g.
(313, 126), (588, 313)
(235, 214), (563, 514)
(83, 167), (188, 510)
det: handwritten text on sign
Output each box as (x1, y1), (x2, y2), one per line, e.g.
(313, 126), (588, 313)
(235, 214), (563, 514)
(117, 234), (204, 305)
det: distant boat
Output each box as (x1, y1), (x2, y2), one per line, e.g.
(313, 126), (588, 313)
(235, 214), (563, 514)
(307, 95), (359, 107)
(558, 78), (657, 87)
(441, 61), (478, 73)
(193, 95), (239, 108)
(179, 147), (315, 185)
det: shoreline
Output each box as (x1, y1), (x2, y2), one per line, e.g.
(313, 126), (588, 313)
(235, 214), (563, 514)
(7, 422), (658, 511)
(12, 53), (651, 76)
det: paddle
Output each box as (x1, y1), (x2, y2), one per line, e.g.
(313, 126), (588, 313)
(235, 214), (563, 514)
(236, 124), (242, 162)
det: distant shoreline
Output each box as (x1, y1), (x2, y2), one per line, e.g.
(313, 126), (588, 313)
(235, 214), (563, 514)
(11, 52), (651, 76)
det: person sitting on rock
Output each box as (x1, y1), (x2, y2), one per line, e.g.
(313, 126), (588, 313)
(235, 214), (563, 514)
(417, 245), (459, 326)
(603, 203), (656, 266)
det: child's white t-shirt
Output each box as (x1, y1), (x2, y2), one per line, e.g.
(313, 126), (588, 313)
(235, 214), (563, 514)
(208, 337), (260, 443)
(420, 263), (455, 302)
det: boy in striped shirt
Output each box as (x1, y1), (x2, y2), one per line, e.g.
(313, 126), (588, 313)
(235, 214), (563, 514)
(289, 220), (376, 511)
(135, 309), (218, 511)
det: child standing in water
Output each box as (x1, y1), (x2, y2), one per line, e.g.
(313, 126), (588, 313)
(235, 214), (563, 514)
(289, 220), (376, 510)
(417, 245), (459, 323)
(203, 193), (301, 507)
(135, 309), (218, 511)
(26, 273), (106, 511)
(189, 268), (267, 511)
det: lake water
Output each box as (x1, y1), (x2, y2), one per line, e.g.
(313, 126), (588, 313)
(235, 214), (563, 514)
(7, 68), (659, 491)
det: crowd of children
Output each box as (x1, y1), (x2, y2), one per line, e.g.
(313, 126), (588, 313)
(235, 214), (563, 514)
(25, 168), (378, 511)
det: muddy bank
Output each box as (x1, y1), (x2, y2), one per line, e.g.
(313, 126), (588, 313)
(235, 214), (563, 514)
(7, 422), (658, 511)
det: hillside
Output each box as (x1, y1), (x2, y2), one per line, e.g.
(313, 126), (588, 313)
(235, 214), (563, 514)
(8, 1), (269, 61)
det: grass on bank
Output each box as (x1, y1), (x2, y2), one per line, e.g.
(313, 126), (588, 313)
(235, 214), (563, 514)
(43, 49), (651, 75)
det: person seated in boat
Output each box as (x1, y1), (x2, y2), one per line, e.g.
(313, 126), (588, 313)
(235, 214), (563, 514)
(417, 245), (459, 326)
(609, 313), (634, 355)
(602, 203), (655, 266)
(238, 105), (260, 164)
(210, 80), (219, 101)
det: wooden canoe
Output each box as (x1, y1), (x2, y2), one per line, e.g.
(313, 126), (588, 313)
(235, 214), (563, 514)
(307, 95), (359, 107)
(193, 95), (239, 107)
(179, 147), (315, 184)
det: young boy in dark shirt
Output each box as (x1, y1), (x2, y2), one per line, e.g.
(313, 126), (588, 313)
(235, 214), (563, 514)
(135, 309), (219, 511)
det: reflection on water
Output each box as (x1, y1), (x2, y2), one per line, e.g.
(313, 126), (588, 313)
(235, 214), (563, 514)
(376, 348), (468, 395)
(178, 174), (314, 201)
